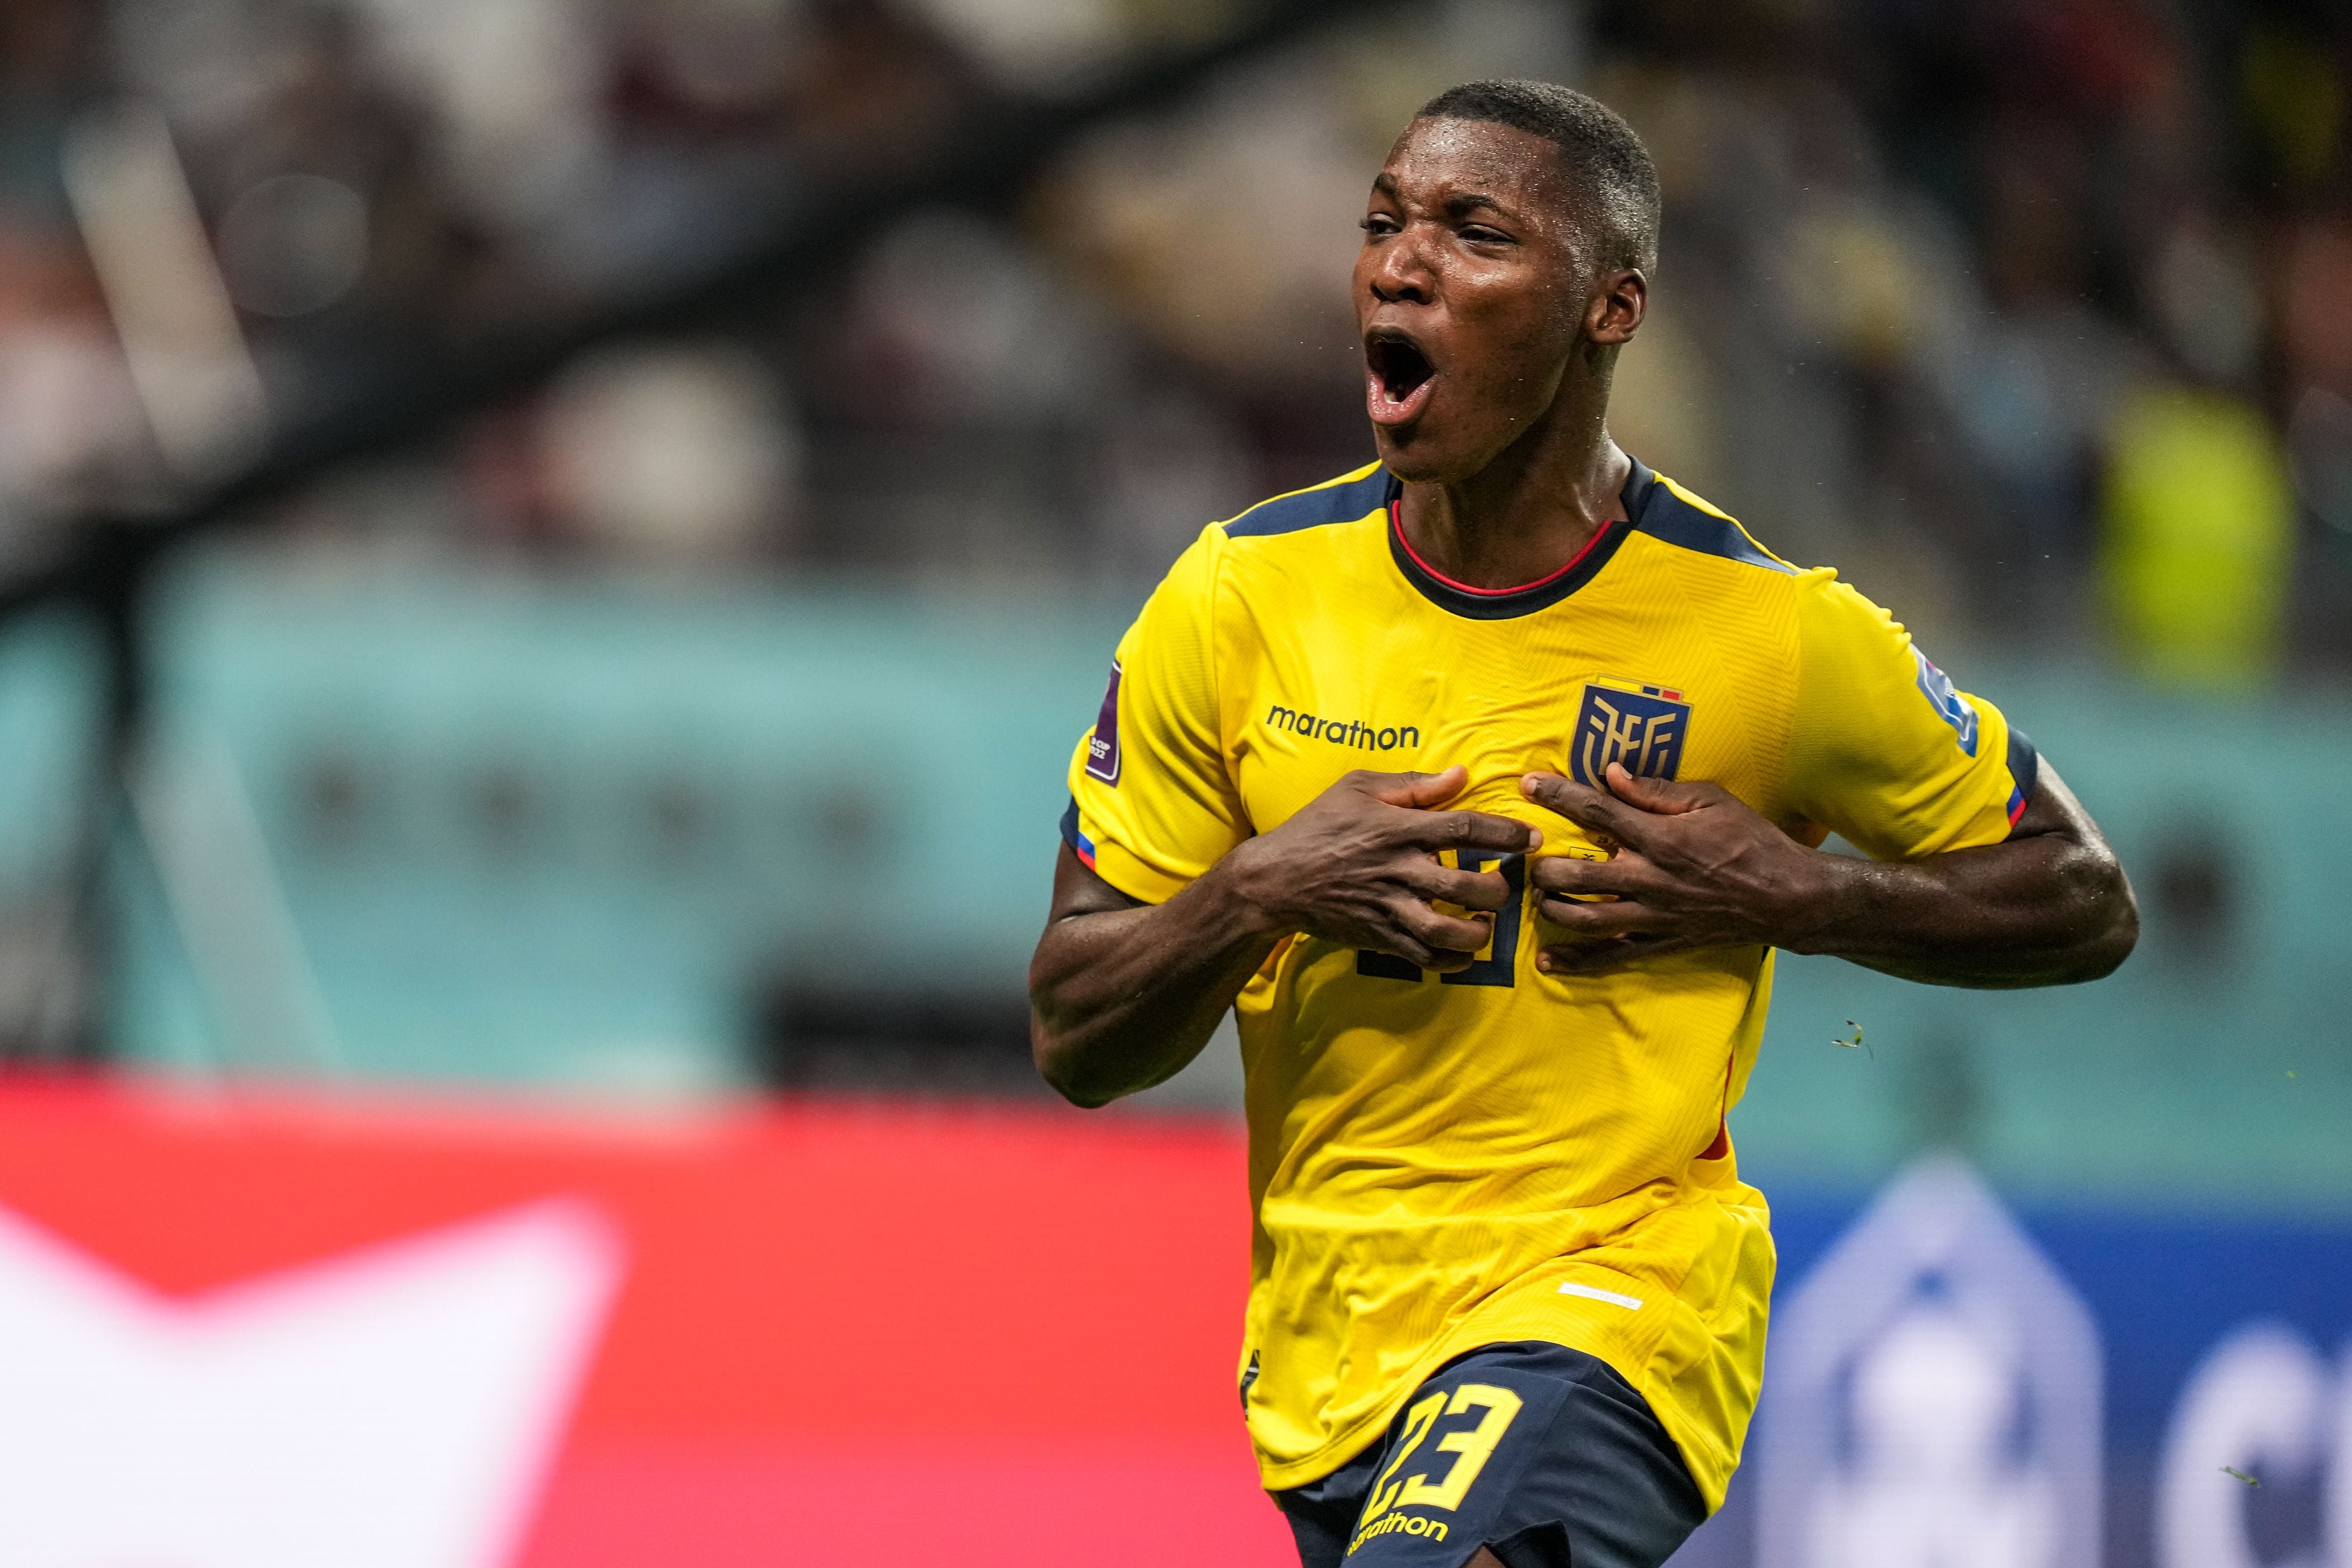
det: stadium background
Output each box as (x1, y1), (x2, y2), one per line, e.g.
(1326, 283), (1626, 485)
(0, 0), (2343, 1563)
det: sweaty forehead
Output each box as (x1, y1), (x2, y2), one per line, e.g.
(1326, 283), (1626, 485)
(1378, 116), (1577, 224)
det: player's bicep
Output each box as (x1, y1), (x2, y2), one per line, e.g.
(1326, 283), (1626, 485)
(2005, 758), (2094, 844)
(1046, 840), (1144, 924)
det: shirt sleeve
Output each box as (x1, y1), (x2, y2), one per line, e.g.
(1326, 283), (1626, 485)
(1783, 572), (2040, 860)
(1061, 524), (1250, 903)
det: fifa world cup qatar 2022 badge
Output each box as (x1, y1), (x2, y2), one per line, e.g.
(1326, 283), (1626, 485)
(1085, 660), (1123, 784)
(1909, 647), (1980, 757)
(1569, 678), (1691, 788)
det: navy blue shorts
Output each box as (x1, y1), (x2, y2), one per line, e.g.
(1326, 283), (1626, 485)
(1272, 1342), (1707, 1568)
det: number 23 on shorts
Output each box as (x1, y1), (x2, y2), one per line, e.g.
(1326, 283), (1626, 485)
(1359, 1382), (1524, 1527)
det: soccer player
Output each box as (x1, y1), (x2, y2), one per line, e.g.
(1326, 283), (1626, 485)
(1028, 80), (2137, 1568)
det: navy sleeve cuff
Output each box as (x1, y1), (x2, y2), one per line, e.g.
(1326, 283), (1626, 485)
(2005, 726), (2040, 827)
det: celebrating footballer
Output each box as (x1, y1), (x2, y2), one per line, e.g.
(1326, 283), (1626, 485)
(1029, 80), (2138, 1568)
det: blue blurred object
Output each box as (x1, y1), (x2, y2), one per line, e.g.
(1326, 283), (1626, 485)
(1669, 1163), (2352, 1567)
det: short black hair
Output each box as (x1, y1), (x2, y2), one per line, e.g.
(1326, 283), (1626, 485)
(1415, 80), (1661, 273)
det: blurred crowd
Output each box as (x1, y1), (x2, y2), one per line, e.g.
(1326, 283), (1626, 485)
(0, 0), (2346, 680)
(1585, 0), (2352, 683)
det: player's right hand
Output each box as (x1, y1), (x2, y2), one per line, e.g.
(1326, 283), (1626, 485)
(1221, 766), (1541, 972)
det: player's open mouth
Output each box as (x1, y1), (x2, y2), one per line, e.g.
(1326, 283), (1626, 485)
(1365, 332), (1436, 426)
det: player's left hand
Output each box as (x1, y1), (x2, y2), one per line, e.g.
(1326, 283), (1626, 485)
(1518, 763), (1827, 973)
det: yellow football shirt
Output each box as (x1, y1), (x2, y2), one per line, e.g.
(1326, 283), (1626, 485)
(1060, 458), (2036, 1508)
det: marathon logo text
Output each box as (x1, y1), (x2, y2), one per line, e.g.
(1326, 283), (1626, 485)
(1267, 704), (1419, 753)
(1347, 1512), (1449, 1553)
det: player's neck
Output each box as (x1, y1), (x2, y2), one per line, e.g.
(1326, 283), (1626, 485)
(1396, 403), (1629, 592)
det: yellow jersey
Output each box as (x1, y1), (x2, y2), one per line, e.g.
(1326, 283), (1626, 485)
(1060, 458), (2036, 1508)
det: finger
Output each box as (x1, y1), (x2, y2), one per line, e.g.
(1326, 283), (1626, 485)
(1520, 772), (1642, 843)
(1536, 935), (1700, 974)
(1360, 931), (1471, 973)
(1362, 932), (1448, 971)
(1533, 895), (1676, 937)
(1355, 765), (1469, 809)
(1398, 808), (1543, 855)
(1393, 897), (1499, 955)
(1529, 854), (1645, 898)
(1396, 863), (1513, 911)
(1602, 762), (1716, 815)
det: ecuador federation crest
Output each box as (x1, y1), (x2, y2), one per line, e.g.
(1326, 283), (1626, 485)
(1570, 678), (1691, 787)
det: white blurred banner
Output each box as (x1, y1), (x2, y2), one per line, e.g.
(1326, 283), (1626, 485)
(0, 1198), (622, 1568)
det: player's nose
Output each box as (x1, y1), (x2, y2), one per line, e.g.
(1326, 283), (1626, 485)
(1367, 230), (1436, 305)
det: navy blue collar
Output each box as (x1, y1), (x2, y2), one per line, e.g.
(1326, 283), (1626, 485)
(1385, 459), (1654, 621)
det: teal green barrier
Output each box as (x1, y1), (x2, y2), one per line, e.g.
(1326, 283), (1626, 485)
(41, 558), (2350, 1208)
(114, 561), (1133, 1088)
(1745, 674), (2352, 1212)
(0, 610), (103, 886)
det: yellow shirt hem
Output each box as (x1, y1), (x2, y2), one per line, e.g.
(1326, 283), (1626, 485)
(1251, 1176), (1773, 1515)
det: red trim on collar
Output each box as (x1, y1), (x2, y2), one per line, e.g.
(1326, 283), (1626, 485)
(1388, 500), (1618, 597)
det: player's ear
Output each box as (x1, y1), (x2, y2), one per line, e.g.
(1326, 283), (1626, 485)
(1585, 267), (1646, 346)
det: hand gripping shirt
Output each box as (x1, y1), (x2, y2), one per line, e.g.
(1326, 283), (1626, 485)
(1059, 458), (2037, 1509)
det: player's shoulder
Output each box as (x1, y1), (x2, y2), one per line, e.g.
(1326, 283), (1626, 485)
(1216, 461), (1394, 541)
(1623, 459), (1801, 578)
(1144, 462), (1392, 623)
(1620, 458), (1883, 642)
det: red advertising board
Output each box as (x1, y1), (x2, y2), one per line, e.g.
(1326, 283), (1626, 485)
(0, 1078), (1291, 1567)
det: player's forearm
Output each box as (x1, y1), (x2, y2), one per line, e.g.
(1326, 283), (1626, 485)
(1028, 859), (1284, 1107)
(1785, 830), (2137, 988)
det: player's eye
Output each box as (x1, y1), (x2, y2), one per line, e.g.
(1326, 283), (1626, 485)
(1461, 224), (1513, 244)
(1360, 213), (1399, 235)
